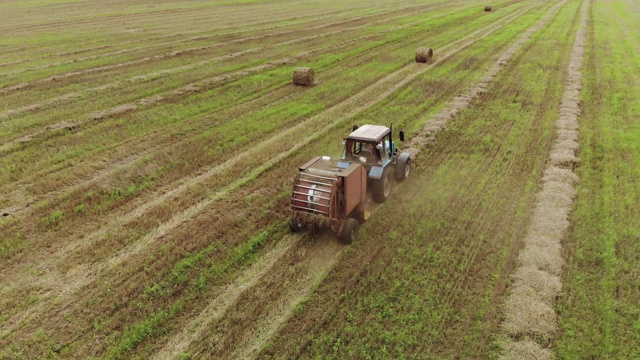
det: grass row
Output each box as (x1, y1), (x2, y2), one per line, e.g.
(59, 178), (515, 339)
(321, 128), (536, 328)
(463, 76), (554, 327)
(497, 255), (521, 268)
(554, 0), (640, 357)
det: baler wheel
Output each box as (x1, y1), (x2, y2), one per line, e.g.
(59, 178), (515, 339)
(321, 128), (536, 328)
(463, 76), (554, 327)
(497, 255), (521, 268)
(340, 218), (359, 245)
(290, 217), (302, 233)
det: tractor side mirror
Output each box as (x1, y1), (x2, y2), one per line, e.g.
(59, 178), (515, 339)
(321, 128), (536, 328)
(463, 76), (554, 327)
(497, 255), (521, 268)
(352, 124), (359, 132)
(399, 130), (405, 141)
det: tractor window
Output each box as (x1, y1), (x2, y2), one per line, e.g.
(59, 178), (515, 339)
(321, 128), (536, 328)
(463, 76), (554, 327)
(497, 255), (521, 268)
(344, 140), (377, 162)
(344, 140), (359, 157)
(345, 141), (368, 155)
(379, 139), (390, 162)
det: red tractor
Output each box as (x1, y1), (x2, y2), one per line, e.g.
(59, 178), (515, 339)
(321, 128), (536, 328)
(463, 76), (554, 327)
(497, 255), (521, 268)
(290, 124), (412, 244)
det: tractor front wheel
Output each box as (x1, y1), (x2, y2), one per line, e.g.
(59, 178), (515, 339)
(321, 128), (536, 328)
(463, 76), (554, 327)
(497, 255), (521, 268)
(340, 218), (359, 245)
(395, 153), (411, 181)
(372, 167), (393, 203)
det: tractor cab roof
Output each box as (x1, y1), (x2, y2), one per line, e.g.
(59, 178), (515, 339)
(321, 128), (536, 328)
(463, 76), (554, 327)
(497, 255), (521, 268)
(347, 124), (390, 142)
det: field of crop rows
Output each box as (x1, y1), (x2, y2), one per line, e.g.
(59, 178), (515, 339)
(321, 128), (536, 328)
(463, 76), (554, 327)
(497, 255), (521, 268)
(1, 0), (638, 358)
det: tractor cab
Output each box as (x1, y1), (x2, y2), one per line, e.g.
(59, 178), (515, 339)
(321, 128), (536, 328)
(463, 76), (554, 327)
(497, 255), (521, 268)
(341, 124), (402, 171)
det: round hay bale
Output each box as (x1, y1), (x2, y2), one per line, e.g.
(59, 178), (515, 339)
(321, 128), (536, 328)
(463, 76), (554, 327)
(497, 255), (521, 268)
(292, 67), (314, 86)
(415, 47), (433, 64)
(485, 5), (492, 11)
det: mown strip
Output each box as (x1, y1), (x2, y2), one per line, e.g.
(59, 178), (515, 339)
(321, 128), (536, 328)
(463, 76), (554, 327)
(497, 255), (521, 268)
(554, 0), (640, 357)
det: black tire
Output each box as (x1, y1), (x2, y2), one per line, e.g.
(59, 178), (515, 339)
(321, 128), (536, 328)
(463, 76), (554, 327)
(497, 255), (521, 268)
(395, 153), (411, 181)
(372, 167), (393, 203)
(340, 218), (359, 245)
(290, 217), (302, 233)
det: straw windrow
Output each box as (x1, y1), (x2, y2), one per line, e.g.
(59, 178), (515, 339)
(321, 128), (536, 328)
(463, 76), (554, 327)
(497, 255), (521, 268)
(500, 0), (589, 356)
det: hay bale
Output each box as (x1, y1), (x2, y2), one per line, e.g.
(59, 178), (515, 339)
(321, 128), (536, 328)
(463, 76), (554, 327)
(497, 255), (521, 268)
(511, 266), (562, 303)
(485, 5), (493, 11)
(292, 67), (314, 86)
(415, 47), (433, 64)
(503, 289), (557, 340)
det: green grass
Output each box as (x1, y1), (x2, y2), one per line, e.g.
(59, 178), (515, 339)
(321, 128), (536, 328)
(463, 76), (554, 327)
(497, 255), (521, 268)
(555, 0), (640, 358)
(105, 223), (285, 360)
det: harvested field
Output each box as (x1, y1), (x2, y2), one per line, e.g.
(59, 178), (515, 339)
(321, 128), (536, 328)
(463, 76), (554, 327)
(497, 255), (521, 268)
(1, 0), (638, 358)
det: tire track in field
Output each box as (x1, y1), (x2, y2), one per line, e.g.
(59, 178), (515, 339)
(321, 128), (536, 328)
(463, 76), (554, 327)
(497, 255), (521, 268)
(0, 5), (533, 339)
(614, 0), (640, 63)
(501, 0), (587, 357)
(159, 192), (395, 359)
(0, 2), (437, 83)
(225, 239), (345, 360)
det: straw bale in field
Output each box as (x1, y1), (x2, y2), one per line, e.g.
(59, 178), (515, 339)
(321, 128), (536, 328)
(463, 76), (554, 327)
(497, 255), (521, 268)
(511, 266), (561, 303)
(550, 148), (581, 168)
(542, 167), (579, 185)
(503, 287), (557, 339)
(500, 339), (552, 360)
(518, 242), (564, 275)
(556, 129), (579, 144)
(527, 216), (570, 246)
(292, 67), (314, 86)
(415, 47), (433, 63)
(485, 5), (493, 11)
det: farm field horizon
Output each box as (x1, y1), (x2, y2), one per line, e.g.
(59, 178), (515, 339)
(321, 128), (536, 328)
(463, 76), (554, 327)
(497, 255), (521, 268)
(1, 0), (638, 359)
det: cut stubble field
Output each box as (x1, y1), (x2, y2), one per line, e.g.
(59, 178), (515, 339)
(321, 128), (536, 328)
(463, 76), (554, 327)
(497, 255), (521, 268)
(1, 0), (638, 359)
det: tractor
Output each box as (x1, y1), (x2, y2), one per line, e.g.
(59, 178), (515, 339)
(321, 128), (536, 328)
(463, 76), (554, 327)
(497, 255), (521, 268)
(290, 124), (412, 244)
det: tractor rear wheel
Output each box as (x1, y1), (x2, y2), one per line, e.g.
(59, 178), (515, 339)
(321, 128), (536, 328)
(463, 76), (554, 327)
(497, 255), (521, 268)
(372, 167), (393, 203)
(340, 218), (359, 245)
